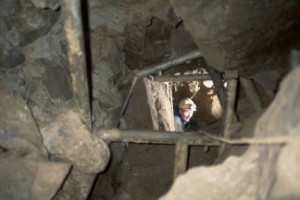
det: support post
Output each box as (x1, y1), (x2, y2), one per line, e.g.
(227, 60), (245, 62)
(219, 70), (238, 156)
(62, 0), (91, 130)
(204, 65), (226, 114)
(174, 142), (189, 178)
(153, 74), (211, 82)
(240, 78), (263, 112)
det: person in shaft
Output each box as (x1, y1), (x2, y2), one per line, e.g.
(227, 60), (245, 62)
(174, 98), (196, 132)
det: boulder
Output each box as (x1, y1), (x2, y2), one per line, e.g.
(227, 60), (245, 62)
(0, 89), (48, 159)
(0, 158), (70, 200)
(169, 0), (300, 74)
(41, 110), (110, 173)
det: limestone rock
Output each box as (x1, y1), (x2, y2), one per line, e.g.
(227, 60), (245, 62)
(41, 110), (110, 173)
(30, 0), (60, 10)
(160, 152), (259, 200)
(23, 58), (74, 128)
(271, 143), (300, 199)
(0, 158), (70, 200)
(169, 0), (300, 74)
(23, 19), (74, 128)
(91, 27), (123, 107)
(53, 169), (97, 200)
(0, 89), (48, 159)
(253, 67), (300, 199)
(0, 0), (58, 69)
(0, 65), (26, 95)
(250, 70), (281, 98)
(23, 19), (67, 63)
(90, 27), (124, 129)
(89, 5), (129, 33)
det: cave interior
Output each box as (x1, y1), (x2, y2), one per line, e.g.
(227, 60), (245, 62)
(1, 0), (300, 200)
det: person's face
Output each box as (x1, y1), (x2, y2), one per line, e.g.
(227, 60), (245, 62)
(179, 109), (194, 122)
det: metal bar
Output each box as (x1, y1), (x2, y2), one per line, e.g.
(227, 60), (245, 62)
(96, 129), (220, 146)
(62, 0), (91, 130)
(136, 50), (202, 78)
(119, 76), (137, 121)
(203, 131), (298, 145)
(174, 142), (189, 178)
(240, 78), (263, 112)
(153, 74), (211, 82)
(219, 70), (238, 155)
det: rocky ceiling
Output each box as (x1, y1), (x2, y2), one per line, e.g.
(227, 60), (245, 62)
(169, 0), (300, 75)
(1, 0), (300, 74)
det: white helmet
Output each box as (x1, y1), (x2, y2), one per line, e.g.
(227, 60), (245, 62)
(178, 98), (196, 111)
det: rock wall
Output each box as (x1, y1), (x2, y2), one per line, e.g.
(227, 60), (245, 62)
(169, 0), (300, 75)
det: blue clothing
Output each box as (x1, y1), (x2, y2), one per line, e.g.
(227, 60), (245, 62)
(174, 108), (189, 132)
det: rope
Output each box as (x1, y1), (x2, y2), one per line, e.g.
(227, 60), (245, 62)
(198, 130), (300, 145)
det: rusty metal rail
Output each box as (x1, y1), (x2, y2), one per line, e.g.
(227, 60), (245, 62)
(136, 50), (202, 78)
(153, 74), (211, 82)
(62, 0), (92, 130)
(120, 76), (137, 116)
(96, 129), (220, 146)
(97, 129), (220, 178)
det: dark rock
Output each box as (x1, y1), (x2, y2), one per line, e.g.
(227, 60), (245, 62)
(250, 70), (282, 98)
(90, 27), (124, 128)
(41, 110), (110, 173)
(123, 22), (147, 69)
(0, 65), (26, 95)
(0, 158), (70, 200)
(23, 19), (74, 128)
(169, 24), (198, 56)
(0, 89), (48, 159)
(41, 60), (73, 101)
(169, 0), (300, 74)
(24, 74), (73, 128)
(0, 45), (25, 69)
(0, 0), (20, 18)
(0, 0), (58, 69)
(53, 169), (97, 200)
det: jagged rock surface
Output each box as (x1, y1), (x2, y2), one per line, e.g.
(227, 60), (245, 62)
(169, 0), (300, 74)
(0, 0), (58, 69)
(0, 158), (70, 200)
(0, 89), (48, 159)
(41, 110), (110, 173)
